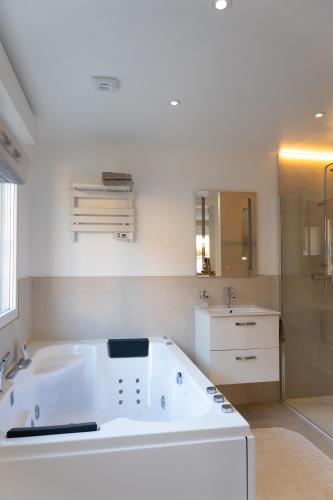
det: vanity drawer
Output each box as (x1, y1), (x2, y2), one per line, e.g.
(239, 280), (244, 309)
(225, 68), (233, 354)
(210, 315), (279, 350)
(210, 348), (279, 384)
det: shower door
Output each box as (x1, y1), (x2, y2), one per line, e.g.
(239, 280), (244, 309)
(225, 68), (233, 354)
(280, 157), (333, 436)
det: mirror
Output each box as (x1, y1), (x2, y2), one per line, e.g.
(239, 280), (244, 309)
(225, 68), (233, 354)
(195, 191), (257, 277)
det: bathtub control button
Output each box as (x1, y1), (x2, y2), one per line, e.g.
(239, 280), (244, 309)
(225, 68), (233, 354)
(176, 372), (183, 385)
(35, 404), (40, 420)
(214, 394), (225, 403)
(221, 404), (234, 413)
(206, 386), (217, 394)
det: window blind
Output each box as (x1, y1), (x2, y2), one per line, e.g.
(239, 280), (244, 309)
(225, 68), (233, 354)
(0, 117), (29, 184)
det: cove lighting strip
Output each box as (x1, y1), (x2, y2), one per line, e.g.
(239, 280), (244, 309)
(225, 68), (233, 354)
(279, 150), (333, 161)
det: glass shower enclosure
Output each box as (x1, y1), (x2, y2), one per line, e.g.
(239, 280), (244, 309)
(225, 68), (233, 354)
(280, 155), (333, 436)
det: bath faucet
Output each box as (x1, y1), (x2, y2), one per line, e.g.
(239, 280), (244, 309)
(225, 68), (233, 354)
(6, 345), (32, 380)
(224, 287), (236, 309)
(0, 351), (12, 392)
(20, 344), (30, 363)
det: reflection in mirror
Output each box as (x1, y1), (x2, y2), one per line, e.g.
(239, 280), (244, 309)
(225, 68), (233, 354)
(195, 191), (219, 276)
(195, 191), (257, 277)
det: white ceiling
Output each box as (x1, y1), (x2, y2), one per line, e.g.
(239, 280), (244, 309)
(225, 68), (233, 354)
(0, 0), (333, 149)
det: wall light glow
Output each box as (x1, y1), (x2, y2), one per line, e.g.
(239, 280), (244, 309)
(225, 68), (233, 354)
(279, 150), (333, 161)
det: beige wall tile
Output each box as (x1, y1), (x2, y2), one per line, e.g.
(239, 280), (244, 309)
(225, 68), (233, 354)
(219, 382), (280, 405)
(31, 275), (279, 358)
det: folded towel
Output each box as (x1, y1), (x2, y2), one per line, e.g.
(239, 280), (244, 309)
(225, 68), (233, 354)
(102, 180), (133, 192)
(102, 172), (132, 181)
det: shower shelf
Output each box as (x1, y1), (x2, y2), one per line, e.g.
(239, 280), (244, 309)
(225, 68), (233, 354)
(71, 183), (134, 241)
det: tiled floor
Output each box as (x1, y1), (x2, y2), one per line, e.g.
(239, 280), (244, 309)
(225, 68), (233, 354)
(236, 401), (333, 459)
(287, 396), (333, 437)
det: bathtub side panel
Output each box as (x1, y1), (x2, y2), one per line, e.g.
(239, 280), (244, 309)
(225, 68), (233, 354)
(247, 434), (256, 500)
(0, 437), (248, 500)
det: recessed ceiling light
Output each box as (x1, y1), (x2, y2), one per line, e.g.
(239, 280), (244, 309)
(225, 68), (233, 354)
(170, 100), (180, 107)
(215, 0), (231, 11)
(315, 112), (325, 119)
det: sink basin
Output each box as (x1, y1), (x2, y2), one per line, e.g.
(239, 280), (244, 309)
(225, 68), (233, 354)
(201, 305), (280, 317)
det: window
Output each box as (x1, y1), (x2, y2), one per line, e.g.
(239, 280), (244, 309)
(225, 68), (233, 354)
(0, 183), (17, 328)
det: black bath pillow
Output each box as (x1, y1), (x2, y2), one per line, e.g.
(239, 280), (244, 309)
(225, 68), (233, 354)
(107, 338), (149, 358)
(7, 422), (99, 438)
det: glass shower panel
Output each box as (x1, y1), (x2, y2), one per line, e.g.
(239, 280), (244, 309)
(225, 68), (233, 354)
(280, 157), (333, 436)
(321, 193), (333, 350)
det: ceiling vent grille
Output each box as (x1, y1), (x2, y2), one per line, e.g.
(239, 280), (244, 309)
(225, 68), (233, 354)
(91, 76), (120, 93)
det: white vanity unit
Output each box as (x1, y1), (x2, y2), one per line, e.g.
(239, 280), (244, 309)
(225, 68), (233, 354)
(195, 306), (280, 385)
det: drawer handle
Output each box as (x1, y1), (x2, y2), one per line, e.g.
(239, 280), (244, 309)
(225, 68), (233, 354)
(235, 355), (257, 361)
(235, 322), (257, 326)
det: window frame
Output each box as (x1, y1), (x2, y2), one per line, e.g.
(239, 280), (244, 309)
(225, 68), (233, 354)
(0, 183), (18, 329)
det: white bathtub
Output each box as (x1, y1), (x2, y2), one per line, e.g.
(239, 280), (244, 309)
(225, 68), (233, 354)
(0, 337), (255, 500)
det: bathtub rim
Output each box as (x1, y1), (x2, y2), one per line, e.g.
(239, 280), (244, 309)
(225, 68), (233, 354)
(0, 337), (251, 452)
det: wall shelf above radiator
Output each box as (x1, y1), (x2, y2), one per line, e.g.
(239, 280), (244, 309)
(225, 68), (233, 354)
(71, 183), (134, 241)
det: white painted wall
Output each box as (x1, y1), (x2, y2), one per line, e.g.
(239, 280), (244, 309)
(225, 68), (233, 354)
(28, 143), (279, 277)
(17, 183), (30, 279)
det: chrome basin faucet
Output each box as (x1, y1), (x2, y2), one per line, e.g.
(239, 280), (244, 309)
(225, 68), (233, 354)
(224, 287), (236, 309)
(0, 351), (12, 392)
(6, 345), (32, 380)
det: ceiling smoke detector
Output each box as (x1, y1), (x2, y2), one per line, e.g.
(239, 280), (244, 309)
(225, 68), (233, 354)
(92, 76), (120, 93)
